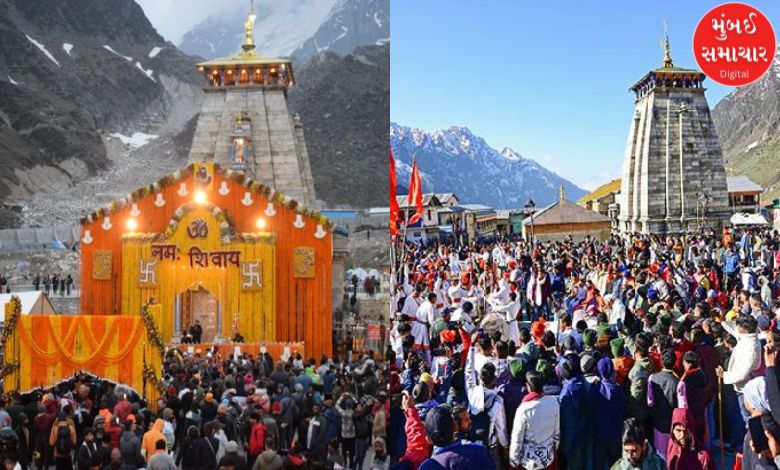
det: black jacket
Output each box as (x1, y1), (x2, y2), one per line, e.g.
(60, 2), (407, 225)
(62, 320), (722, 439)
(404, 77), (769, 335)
(193, 436), (220, 470)
(76, 441), (99, 470)
(175, 437), (199, 470)
(216, 452), (246, 470)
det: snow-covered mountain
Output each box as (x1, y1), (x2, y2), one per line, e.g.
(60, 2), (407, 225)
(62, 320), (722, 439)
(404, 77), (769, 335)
(178, 0), (337, 59)
(291, 0), (389, 60)
(390, 123), (587, 209)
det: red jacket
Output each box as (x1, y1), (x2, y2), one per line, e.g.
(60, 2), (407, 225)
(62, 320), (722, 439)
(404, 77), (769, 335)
(113, 400), (132, 423)
(400, 407), (430, 469)
(106, 422), (122, 449)
(666, 408), (716, 470)
(248, 422), (266, 456)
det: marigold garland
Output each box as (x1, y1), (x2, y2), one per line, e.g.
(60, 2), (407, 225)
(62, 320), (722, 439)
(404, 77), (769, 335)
(141, 303), (165, 362)
(1, 296), (21, 345)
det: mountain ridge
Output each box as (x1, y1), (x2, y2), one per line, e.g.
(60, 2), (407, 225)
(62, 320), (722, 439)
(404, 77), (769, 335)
(390, 122), (587, 209)
(712, 45), (780, 199)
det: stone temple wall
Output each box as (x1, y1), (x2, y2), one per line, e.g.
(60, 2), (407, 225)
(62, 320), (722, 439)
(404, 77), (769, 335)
(618, 87), (729, 234)
(188, 87), (315, 207)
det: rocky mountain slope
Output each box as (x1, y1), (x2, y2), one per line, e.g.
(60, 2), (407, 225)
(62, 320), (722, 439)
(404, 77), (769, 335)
(178, 0), (336, 61)
(289, 44), (389, 208)
(390, 123), (586, 209)
(0, 0), (202, 225)
(291, 0), (389, 60)
(712, 45), (780, 199)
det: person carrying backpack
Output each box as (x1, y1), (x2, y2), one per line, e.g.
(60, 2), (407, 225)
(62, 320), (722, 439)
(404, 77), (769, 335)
(464, 332), (508, 468)
(49, 414), (76, 470)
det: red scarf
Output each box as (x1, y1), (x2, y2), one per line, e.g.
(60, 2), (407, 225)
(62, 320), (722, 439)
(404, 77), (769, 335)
(681, 367), (701, 381)
(522, 392), (543, 403)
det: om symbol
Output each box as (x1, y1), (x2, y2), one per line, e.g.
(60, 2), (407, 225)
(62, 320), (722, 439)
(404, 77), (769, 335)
(187, 219), (209, 239)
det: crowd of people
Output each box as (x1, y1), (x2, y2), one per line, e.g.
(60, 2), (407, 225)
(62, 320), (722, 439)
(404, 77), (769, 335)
(0, 346), (389, 470)
(389, 227), (780, 469)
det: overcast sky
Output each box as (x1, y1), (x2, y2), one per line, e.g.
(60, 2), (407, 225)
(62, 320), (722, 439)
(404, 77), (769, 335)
(136, 0), (247, 44)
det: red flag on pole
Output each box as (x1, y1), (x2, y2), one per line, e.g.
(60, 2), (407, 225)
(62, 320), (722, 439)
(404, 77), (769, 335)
(389, 150), (399, 236)
(407, 158), (424, 225)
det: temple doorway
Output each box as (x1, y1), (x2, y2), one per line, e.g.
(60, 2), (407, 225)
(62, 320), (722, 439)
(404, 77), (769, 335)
(178, 284), (220, 343)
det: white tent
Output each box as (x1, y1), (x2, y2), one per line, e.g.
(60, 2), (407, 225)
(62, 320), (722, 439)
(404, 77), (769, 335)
(0, 291), (57, 315)
(730, 212), (769, 226)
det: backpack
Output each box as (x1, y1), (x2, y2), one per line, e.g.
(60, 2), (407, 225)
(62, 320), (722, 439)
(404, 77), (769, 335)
(468, 393), (495, 447)
(56, 425), (72, 454)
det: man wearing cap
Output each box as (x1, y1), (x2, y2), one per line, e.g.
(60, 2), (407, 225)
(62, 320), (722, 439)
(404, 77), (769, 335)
(418, 405), (494, 470)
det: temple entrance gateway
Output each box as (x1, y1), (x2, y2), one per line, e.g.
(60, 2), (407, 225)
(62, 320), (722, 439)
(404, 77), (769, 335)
(121, 201), (277, 344)
(178, 284), (220, 343)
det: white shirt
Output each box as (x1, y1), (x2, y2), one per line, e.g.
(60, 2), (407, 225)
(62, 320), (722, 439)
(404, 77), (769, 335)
(416, 300), (436, 326)
(509, 396), (560, 469)
(491, 278), (511, 304)
(608, 299), (626, 325)
(447, 285), (467, 308)
(402, 295), (422, 317)
(465, 347), (508, 448)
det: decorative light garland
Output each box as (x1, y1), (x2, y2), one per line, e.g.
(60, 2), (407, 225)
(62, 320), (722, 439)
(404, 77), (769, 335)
(79, 162), (334, 231)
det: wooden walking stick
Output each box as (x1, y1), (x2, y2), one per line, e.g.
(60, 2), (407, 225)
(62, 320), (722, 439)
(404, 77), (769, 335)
(718, 375), (725, 470)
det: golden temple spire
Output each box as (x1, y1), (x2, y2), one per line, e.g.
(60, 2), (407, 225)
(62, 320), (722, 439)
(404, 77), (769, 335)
(240, 0), (257, 56)
(661, 20), (673, 69)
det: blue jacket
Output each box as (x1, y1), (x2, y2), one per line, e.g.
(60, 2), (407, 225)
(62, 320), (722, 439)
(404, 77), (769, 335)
(586, 379), (624, 442)
(419, 441), (496, 470)
(416, 399), (439, 422)
(723, 251), (740, 274)
(323, 407), (340, 443)
(559, 375), (590, 455)
(500, 379), (526, 431)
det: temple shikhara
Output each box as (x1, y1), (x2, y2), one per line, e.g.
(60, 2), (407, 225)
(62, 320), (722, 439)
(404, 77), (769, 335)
(2, 4), (336, 404)
(188, 7), (316, 206)
(617, 32), (730, 234)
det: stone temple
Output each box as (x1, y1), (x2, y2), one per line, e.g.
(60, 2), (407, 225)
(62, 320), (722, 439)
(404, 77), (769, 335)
(188, 6), (316, 207)
(618, 34), (730, 234)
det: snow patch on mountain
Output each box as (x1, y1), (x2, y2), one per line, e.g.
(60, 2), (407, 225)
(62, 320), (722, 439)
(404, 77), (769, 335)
(7, 76), (18, 85)
(291, 0), (389, 60)
(25, 35), (60, 67)
(499, 147), (522, 161)
(102, 45), (132, 61)
(62, 43), (73, 56)
(148, 46), (162, 58)
(134, 61), (156, 82)
(373, 12), (384, 28)
(109, 132), (158, 148)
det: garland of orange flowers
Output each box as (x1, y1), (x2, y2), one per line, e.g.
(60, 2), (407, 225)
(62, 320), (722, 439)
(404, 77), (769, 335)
(142, 302), (165, 362)
(1, 296), (21, 345)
